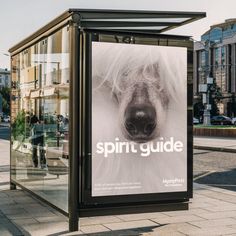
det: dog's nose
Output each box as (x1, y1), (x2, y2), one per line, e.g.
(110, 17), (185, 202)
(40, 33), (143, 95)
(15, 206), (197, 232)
(125, 105), (156, 139)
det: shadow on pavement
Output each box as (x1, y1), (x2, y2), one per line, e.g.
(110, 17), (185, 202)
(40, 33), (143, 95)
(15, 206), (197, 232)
(48, 226), (161, 236)
(0, 209), (26, 236)
(195, 168), (236, 191)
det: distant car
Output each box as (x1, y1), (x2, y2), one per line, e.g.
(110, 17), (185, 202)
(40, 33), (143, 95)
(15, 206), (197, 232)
(211, 115), (232, 125)
(193, 117), (200, 125)
(3, 115), (10, 123)
(232, 117), (236, 125)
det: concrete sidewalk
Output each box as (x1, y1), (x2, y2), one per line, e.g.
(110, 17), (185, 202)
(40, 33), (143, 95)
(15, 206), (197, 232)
(2, 183), (236, 235)
(194, 136), (236, 153)
(1, 139), (236, 235)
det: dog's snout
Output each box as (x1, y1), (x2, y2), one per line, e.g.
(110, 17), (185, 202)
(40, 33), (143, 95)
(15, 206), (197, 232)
(125, 105), (156, 141)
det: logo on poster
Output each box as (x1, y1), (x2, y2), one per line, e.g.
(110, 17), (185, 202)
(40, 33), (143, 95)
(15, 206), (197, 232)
(163, 178), (185, 187)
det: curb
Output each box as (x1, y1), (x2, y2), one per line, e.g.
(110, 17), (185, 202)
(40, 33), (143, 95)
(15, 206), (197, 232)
(0, 124), (10, 128)
(194, 145), (236, 153)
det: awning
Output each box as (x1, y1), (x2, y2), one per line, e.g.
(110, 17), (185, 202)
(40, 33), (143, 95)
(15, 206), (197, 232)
(30, 90), (41, 98)
(42, 87), (56, 97)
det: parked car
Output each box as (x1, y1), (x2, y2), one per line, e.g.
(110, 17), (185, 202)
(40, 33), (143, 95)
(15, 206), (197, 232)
(3, 115), (10, 123)
(193, 117), (200, 125)
(232, 117), (236, 125)
(211, 115), (232, 125)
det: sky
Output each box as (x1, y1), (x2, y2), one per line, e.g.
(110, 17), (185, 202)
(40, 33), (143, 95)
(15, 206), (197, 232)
(1, 0), (236, 69)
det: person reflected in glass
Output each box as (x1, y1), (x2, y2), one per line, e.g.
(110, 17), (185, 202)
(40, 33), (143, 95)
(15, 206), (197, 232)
(30, 114), (47, 169)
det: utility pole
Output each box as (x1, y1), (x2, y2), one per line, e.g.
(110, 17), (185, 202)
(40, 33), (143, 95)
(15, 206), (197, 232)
(197, 39), (219, 126)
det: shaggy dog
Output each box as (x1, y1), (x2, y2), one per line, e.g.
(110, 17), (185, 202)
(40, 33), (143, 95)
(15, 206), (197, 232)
(92, 42), (186, 142)
(92, 41), (187, 196)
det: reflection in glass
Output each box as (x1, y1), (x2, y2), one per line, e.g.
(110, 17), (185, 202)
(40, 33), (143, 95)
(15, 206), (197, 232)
(11, 26), (70, 212)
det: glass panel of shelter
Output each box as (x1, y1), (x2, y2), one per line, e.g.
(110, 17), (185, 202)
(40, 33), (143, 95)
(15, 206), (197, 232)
(11, 26), (70, 212)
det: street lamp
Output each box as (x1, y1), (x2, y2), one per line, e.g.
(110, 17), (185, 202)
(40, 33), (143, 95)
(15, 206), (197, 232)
(195, 39), (220, 126)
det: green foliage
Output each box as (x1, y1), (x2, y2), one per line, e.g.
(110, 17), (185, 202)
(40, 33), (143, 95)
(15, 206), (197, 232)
(12, 111), (26, 141)
(211, 83), (223, 102)
(194, 125), (236, 129)
(194, 102), (204, 119)
(209, 82), (221, 116)
(209, 97), (219, 116)
(194, 82), (221, 118)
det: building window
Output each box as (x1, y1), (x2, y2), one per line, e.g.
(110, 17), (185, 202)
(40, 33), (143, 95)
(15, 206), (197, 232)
(214, 47), (220, 66)
(221, 46), (226, 66)
(200, 50), (206, 66)
(227, 44), (232, 92)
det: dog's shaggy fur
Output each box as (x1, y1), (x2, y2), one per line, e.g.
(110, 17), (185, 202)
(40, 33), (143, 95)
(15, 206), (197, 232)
(92, 42), (187, 196)
(92, 42), (186, 142)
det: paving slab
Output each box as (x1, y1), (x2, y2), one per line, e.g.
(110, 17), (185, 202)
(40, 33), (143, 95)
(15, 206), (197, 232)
(80, 216), (122, 226)
(163, 208), (211, 217)
(190, 217), (236, 228)
(150, 222), (199, 234)
(21, 221), (69, 236)
(152, 214), (205, 224)
(195, 210), (236, 220)
(116, 212), (168, 221)
(80, 224), (110, 234)
(104, 219), (158, 231)
(179, 225), (236, 236)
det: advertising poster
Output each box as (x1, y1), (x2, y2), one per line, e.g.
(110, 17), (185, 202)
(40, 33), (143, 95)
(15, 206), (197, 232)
(92, 41), (187, 197)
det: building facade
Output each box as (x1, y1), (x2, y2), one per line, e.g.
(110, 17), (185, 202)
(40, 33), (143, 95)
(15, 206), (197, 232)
(0, 68), (10, 89)
(194, 19), (236, 118)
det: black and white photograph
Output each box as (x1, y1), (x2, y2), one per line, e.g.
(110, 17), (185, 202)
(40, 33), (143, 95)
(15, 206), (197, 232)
(92, 42), (187, 196)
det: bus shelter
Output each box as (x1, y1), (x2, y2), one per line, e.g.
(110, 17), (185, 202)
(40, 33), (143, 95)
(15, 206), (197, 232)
(9, 9), (206, 231)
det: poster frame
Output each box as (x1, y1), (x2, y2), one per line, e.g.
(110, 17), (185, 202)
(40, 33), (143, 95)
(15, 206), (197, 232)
(79, 29), (193, 209)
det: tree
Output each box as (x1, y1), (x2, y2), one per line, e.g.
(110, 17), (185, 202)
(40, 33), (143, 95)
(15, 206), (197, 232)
(209, 82), (222, 116)
(194, 102), (204, 119)
(0, 87), (10, 114)
(12, 110), (26, 141)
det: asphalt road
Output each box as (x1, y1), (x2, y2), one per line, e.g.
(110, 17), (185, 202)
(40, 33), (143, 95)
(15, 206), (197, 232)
(0, 126), (10, 140)
(194, 149), (236, 191)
